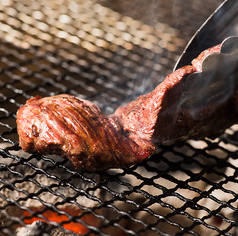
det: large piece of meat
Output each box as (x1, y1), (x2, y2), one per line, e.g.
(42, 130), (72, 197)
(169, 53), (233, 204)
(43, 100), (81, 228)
(16, 44), (238, 171)
(17, 94), (154, 171)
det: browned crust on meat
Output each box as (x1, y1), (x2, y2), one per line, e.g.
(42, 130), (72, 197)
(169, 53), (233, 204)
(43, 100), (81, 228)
(17, 94), (155, 171)
(110, 66), (195, 143)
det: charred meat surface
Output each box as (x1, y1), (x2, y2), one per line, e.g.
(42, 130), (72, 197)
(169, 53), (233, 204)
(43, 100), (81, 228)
(111, 44), (228, 144)
(17, 95), (154, 171)
(17, 43), (238, 171)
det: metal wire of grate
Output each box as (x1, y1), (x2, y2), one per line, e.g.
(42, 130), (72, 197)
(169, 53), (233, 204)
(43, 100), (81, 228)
(1, 0), (238, 235)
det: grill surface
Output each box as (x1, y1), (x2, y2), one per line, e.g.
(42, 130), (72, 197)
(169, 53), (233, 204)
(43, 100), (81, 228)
(1, 0), (238, 235)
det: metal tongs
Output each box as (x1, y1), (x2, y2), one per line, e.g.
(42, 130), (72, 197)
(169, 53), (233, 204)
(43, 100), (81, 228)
(174, 0), (238, 70)
(174, 0), (238, 109)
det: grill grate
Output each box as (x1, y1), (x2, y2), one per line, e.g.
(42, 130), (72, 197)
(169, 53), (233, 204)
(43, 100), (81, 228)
(1, 0), (238, 235)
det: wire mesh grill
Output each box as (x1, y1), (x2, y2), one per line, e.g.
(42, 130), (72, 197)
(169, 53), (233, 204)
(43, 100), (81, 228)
(1, 0), (238, 235)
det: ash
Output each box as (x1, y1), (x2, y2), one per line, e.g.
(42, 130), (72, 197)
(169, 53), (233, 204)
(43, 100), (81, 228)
(16, 221), (51, 236)
(0, 143), (100, 235)
(16, 221), (76, 236)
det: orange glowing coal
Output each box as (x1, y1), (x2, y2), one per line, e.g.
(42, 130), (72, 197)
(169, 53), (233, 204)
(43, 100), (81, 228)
(23, 207), (99, 235)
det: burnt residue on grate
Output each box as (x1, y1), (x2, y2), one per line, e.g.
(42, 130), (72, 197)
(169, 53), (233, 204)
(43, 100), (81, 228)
(1, 0), (238, 235)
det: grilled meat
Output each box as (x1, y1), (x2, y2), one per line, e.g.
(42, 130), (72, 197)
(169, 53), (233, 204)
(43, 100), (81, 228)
(17, 95), (155, 171)
(17, 43), (237, 171)
(111, 44), (225, 144)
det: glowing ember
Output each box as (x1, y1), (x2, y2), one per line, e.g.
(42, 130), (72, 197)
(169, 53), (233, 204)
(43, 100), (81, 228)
(23, 207), (99, 235)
